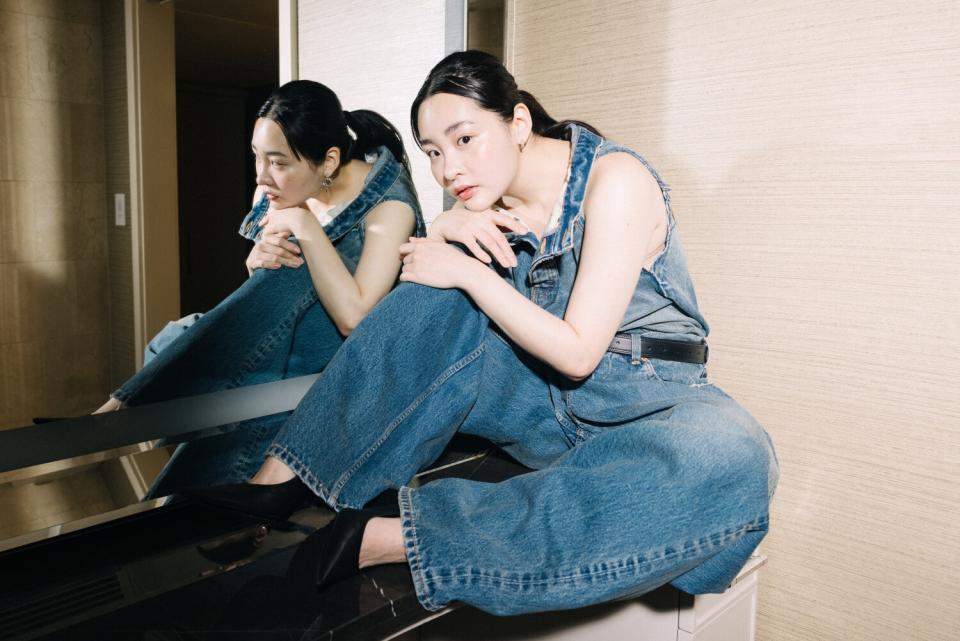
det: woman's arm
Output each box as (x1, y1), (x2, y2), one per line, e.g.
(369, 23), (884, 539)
(401, 153), (666, 380)
(245, 187), (304, 275)
(261, 201), (416, 335)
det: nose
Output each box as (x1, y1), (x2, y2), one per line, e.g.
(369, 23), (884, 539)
(255, 159), (272, 186)
(441, 154), (463, 185)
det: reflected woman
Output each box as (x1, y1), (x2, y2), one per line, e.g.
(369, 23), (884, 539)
(94, 80), (423, 497)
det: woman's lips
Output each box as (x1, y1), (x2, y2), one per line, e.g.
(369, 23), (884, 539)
(456, 186), (476, 200)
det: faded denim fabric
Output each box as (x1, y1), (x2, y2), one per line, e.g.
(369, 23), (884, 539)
(112, 147), (423, 497)
(264, 125), (778, 615)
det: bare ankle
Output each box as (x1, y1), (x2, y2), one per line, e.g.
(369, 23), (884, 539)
(358, 517), (406, 568)
(250, 456), (297, 485)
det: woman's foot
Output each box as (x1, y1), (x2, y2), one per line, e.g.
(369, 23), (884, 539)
(358, 517), (405, 569)
(185, 476), (315, 521)
(250, 456), (297, 485)
(313, 509), (405, 590)
(33, 396), (124, 424)
(93, 397), (124, 414)
(185, 458), (314, 521)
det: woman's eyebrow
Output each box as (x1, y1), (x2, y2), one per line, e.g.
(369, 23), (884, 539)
(251, 144), (288, 158)
(418, 120), (474, 146)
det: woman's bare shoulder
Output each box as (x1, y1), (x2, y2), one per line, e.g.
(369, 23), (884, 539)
(584, 151), (665, 223)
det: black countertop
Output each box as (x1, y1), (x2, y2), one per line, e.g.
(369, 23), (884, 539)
(0, 437), (528, 641)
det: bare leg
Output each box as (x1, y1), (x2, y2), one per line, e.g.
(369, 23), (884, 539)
(249, 456), (297, 485)
(358, 517), (405, 568)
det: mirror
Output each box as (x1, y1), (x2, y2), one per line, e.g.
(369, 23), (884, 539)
(0, 0), (507, 544)
(0, 0), (280, 541)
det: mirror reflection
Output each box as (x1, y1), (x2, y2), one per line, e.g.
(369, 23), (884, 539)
(0, 0), (506, 544)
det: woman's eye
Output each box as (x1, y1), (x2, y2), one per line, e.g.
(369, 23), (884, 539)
(425, 149), (440, 159)
(457, 135), (472, 145)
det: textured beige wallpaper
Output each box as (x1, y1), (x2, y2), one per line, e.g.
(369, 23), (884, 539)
(508, 1), (959, 640)
(297, 0), (450, 221)
(0, 0), (112, 428)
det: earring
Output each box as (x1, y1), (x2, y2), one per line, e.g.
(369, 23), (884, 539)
(321, 175), (333, 191)
(519, 137), (529, 153)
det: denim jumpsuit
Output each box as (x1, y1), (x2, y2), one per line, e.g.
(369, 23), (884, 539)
(111, 147), (424, 498)
(264, 125), (779, 615)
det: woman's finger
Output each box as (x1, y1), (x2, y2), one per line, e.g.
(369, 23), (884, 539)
(489, 209), (529, 234)
(465, 239), (492, 264)
(474, 229), (510, 267)
(264, 233), (301, 254)
(261, 243), (301, 262)
(492, 229), (518, 267)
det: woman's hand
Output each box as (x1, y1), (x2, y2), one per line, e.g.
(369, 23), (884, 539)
(258, 206), (314, 239)
(399, 237), (483, 289)
(428, 207), (527, 268)
(245, 231), (304, 272)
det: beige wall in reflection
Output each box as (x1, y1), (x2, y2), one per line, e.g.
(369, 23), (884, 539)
(0, 0), (116, 430)
(296, 0), (450, 221)
(508, 1), (959, 640)
(0, 0), (133, 537)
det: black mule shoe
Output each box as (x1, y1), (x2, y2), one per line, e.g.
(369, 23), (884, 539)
(184, 477), (315, 522)
(314, 505), (400, 591)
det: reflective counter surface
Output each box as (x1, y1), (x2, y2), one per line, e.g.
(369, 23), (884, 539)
(0, 437), (527, 641)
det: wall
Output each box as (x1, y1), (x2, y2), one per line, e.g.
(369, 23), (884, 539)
(0, 0), (127, 537)
(297, 0), (457, 220)
(507, 1), (959, 640)
(0, 0), (112, 428)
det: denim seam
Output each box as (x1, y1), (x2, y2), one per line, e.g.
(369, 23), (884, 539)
(227, 290), (315, 389)
(399, 487), (441, 611)
(265, 443), (340, 509)
(327, 343), (487, 503)
(421, 516), (768, 590)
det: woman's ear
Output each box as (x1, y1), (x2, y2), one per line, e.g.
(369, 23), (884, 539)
(322, 146), (341, 178)
(512, 103), (534, 150)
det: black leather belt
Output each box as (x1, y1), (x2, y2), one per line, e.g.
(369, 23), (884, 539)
(607, 333), (708, 364)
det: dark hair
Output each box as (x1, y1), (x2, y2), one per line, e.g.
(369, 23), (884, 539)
(411, 50), (600, 146)
(259, 80), (410, 174)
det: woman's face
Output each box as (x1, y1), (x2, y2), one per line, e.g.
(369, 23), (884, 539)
(251, 117), (327, 208)
(417, 93), (520, 211)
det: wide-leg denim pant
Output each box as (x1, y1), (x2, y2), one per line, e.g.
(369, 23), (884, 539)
(267, 282), (779, 615)
(112, 263), (344, 498)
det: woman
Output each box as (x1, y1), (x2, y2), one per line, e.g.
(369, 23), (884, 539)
(96, 80), (423, 497)
(202, 51), (778, 616)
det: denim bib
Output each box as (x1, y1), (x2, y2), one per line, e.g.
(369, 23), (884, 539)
(238, 147), (424, 273)
(512, 125), (708, 342)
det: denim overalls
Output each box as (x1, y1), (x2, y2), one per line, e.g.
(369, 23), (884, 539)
(112, 147), (423, 497)
(264, 126), (779, 615)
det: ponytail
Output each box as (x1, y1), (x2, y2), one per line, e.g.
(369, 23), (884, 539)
(259, 80), (409, 174)
(412, 50), (601, 145)
(343, 109), (411, 174)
